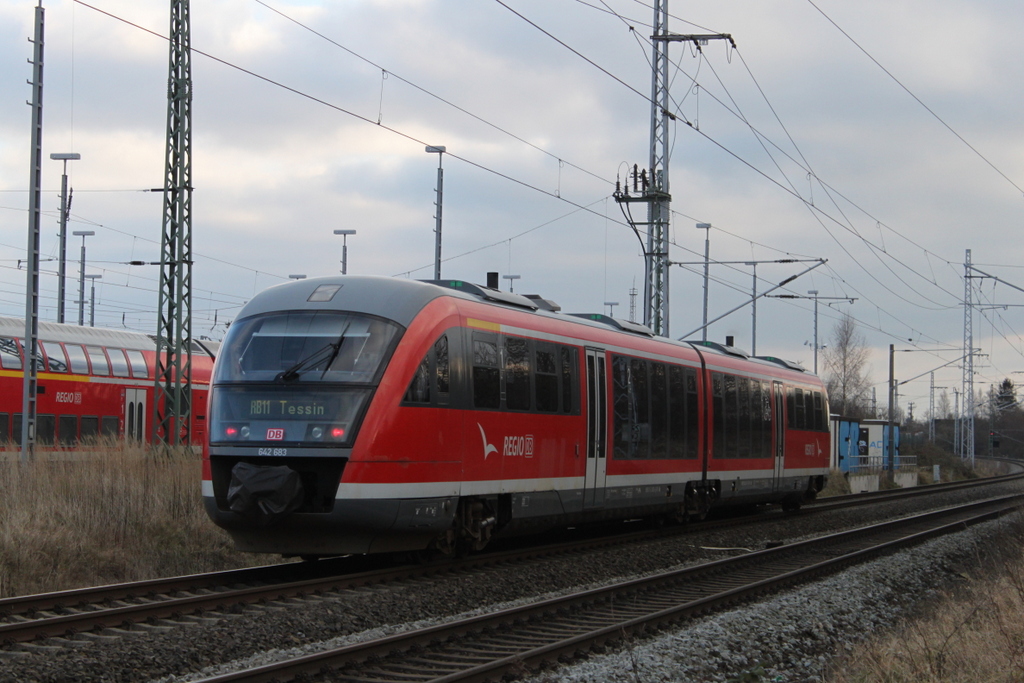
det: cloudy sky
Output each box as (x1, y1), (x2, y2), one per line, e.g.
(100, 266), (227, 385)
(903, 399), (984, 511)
(1, 0), (1023, 418)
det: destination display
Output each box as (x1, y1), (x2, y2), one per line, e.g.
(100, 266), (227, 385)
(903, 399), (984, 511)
(212, 387), (371, 424)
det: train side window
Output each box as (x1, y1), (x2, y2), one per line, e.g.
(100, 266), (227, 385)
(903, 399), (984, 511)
(650, 362), (668, 458)
(403, 352), (432, 404)
(126, 350), (149, 378)
(630, 358), (651, 459)
(434, 335), (449, 399)
(504, 336), (531, 411)
(535, 343), (559, 413)
(472, 334), (500, 410)
(0, 413), (8, 443)
(687, 369), (700, 458)
(81, 416), (99, 441)
(0, 338), (21, 369)
(58, 415), (78, 445)
(761, 381), (773, 457)
(108, 349), (131, 378)
(86, 346), (110, 376)
(612, 355), (631, 459)
(100, 416), (119, 438)
(794, 388), (806, 430)
(712, 372), (725, 459)
(36, 414), (55, 445)
(560, 346), (578, 414)
(65, 344), (89, 374)
(750, 379), (763, 458)
(12, 414), (22, 445)
(812, 391), (825, 431)
(41, 341), (69, 373)
(786, 386), (795, 429)
(668, 366), (686, 459)
(723, 374), (739, 458)
(737, 376), (752, 459)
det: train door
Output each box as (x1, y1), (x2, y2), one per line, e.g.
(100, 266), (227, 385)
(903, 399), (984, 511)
(772, 381), (785, 490)
(584, 349), (608, 508)
(125, 387), (146, 441)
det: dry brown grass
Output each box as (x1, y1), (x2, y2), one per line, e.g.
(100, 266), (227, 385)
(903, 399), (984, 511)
(0, 439), (279, 599)
(828, 521), (1024, 683)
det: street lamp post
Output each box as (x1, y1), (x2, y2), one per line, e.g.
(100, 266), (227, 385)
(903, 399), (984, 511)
(50, 152), (80, 324)
(502, 274), (521, 293)
(85, 274), (101, 327)
(72, 230), (94, 326)
(333, 229), (356, 275)
(288, 274), (306, 280)
(426, 146), (445, 280)
(604, 301), (619, 317)
(696, 223), (711, 341)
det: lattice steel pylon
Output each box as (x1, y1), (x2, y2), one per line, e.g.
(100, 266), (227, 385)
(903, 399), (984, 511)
(960, 249), (974, 464)
(154, 0), (193, 446)
(645, 0), (672, 336)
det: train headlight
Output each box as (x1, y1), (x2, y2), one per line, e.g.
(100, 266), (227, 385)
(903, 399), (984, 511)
(239, 425), (250, 439)
(330, 426), (346, 440)
(311, 426), (324, 440)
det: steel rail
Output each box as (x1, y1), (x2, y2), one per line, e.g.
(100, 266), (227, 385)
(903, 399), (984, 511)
(2, 472), (1020, 647)
(190, 494), (1024, 683)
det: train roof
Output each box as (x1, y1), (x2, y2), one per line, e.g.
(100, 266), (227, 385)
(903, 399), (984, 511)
(0, 316), (217, 357)
(0, 316), (157, 351)
(235, 276), (818, 381)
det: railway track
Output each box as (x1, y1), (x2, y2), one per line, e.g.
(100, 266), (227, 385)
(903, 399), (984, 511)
(1, 473), (1020, 650)
(193, 493), (1024, 683)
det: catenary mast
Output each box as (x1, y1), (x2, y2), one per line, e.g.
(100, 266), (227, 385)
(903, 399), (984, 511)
(614, 1), (732, 337)
(155, 0), (193, 445)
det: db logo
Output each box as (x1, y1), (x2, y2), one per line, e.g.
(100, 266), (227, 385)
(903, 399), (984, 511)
(266, 428), (285, 441)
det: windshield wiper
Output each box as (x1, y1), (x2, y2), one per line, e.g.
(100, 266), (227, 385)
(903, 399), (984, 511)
(275, 343), (338, 382)
(275, 321), (352, 382)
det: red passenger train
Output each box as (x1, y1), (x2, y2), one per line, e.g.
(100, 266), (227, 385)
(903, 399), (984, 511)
(0, 317), (216, 447)
(204, 276), (831, 557)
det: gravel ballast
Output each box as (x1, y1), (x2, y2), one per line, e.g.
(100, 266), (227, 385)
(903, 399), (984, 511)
(0, 485), (1020, 683)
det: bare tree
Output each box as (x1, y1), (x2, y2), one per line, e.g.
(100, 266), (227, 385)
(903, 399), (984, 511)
(820, 313), (872, 418)
(937, 389), (951, 420)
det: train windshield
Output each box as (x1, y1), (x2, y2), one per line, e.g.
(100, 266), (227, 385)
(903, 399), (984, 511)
(210, 310), (402, 447)
(214, 311), (401, 384)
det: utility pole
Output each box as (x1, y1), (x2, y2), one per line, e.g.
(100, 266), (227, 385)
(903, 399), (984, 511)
(613, 1), (733, 337)
(155, 0), (193, 446)
(21, 0), (45, 463)
(426, 146), (445, 280)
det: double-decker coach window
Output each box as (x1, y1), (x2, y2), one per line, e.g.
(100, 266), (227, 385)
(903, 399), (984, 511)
(58, 415), (78, 445)
(41, 341), (68, 373)
(0, 413), (8, 443)
(87, 347), (110, 376)
(81, 416), (99, 441)
(0, 337), (22, 370)
(126, 350), (149, 378)
(37, 414), (55, 445)
(108, 349), (131, 378)
(65, 344), (89, 374)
